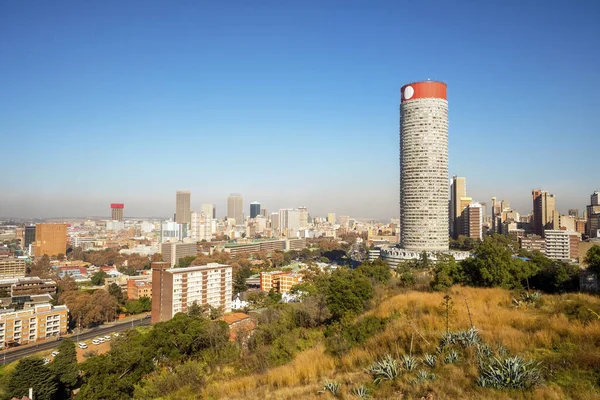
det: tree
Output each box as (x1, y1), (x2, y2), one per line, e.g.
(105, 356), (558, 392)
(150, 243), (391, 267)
(51, 338), (79, 394)
(584, 245), (600, 274)
(91, 270), (108, 286)
(109, 282), (125, 304)
(126, 296), (152, 314)
(355, 259), (391, 284)
(430, 255), (462, 291)
(233, 270), (248, 294)
(8, 357), (58, 400)
(30, 255), (51, 278)
(177, 255), (196, 269)
(57, 253), (65, 261)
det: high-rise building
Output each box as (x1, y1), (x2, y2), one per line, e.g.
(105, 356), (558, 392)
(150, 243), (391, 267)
(190, 212), (212, 242)
(34, 224), (67, 257)
(544, 230), (580, 260)
(270, 212), (280, 234)
(151, 262), (232, 323)
(201, 204), (216, 219)
(298, 207), (308, 229)
(400, 81), (448, 251)
(464, 203), (483, 241)
(176, 191), (191, 225)
(260, 208), (268, 218)
(532, 190), (556, 237)
(450, 176), (466, 239)
(110, 203), (124, 221)
(586, 190), (600, 238)
(24, 226), (36, 249)
(568, 209), (580, 218)
(161, 242), (198, 267)
(279, 209), (300, 237)
(327, 213), (336, 224)
(250, 201), (261, 219)
(227, 194), (243, 225)
(457, 197), (472, 236)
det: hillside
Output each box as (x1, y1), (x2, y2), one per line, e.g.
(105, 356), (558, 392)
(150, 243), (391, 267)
(204, 287), (600, 400)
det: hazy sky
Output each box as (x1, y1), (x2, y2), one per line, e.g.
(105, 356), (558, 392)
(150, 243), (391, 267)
(1, 0), (599, 220)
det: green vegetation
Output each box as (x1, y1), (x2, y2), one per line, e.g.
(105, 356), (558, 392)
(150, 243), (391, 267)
(90, 270), (108, 286)
(584, 244), (600, 274)
(125, 296), (152, 314)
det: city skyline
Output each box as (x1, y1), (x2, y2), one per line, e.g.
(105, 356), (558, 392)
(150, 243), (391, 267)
(1, 1), (599, 219)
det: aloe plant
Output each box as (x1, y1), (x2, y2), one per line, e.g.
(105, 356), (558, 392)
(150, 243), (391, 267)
(350, 385), (370, 399)
(423, 353), (437, 368)
(365, 354), (400, 383)
(318, 380), (341, 397)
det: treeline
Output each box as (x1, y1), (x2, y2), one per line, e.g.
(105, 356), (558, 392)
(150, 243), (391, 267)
(431, 235), (595, 293)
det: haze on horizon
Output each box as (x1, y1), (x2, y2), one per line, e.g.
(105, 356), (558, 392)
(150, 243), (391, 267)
(1, 1), (599, 221)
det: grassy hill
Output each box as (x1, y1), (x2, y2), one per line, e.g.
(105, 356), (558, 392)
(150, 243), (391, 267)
(204, 287), (600, 400)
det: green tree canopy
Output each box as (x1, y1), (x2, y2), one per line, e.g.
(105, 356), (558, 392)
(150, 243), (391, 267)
(8, 357), (58, 400)
(91, 270), (108, 286)
(584, 245), (600, 274)
(51, 338), (79, 394)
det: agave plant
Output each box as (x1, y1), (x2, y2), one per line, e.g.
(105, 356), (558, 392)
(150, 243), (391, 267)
(477, 356), (542, 389)
(457, 327), (481, 347)
(520, 291), (542, 304)
(439, 332), (457, 347)
(365, 354), (400, 384)
(476, 343), (493, 359)
(412, 369), (436, 385)
(423, 353), (437, 368)
(496, 344), (509, 357)
(401, 354), (419, 371)
(318, 381), (341, 397)
(444, 350), (459, 364)
(350, 385), (370, 399)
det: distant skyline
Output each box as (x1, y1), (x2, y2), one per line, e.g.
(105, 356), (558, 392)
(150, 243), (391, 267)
(1, 1), (599, 219)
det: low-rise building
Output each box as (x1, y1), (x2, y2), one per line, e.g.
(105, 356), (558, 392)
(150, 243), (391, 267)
(519, 235), (546, 253)
(260, 271), (302, 293)
(0, 278), (57, 298)
(127, 279), (152, 300)
(0, 257), (26, 279)
(544, 230), (580, 261)
(0, 302), (69, 348)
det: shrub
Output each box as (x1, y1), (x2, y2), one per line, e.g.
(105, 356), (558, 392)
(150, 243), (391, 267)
(350, 384), (370, 398)
(401, 354), (419, 371)
(423, 354), (436, 368)
(412, 369), (436, 384)
(444, 350), (459, 364)
(365, 355), (400, 384)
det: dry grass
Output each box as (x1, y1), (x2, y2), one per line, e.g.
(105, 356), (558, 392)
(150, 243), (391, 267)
(205, 287), (600, 399)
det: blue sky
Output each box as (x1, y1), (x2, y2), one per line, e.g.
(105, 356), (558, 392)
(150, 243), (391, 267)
(1, 0), (599, 219)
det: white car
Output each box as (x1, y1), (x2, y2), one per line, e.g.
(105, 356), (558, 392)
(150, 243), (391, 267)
(78, 343), (88, 349)
(92, 339), (100, 345)
(42, 357), (50, 365)
(98, 338), (105, 343)
(51, 351), (59, 357)
(104, 335), (111, 341)
(113, 333), (120, 337)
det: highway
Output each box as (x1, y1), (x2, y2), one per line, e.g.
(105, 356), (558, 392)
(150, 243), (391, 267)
(1, 317), (151, 365)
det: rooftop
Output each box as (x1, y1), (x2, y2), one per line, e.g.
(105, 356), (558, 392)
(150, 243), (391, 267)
(167, 263), (230, 274)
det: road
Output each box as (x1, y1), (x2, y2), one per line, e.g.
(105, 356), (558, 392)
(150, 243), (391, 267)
(1, 317), (151, 365)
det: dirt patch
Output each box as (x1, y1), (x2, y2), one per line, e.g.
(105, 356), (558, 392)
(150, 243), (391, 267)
(76, 339), (112, 363)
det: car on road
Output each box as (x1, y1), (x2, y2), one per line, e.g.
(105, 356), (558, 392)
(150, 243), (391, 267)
(113, 333), (120, 337)
(42, 357), (50, 365)
(104, 335), (111, 341)
(78, 343), (88, 349)
(51, 351), (59, 357)
(92, 339), (100, 345)
(144, 314), (151, 319)
(98, 337), (105, 343)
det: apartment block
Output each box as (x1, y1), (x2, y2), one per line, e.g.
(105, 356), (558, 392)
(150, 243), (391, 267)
(0, 278), (57, 298)
(519, 235), (546, 253)
(161, 242), (198, 267)
(260, 271), (302, 293)
(127, 279), (152, 300)
(0, 303), (69, 348)
(544, 230), (580, 261)
(151, 262), (232, 323)
(0, 258), (26, 279)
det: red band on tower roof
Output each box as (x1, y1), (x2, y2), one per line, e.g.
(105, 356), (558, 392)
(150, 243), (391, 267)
(401, 81), (447, 102)
(110, 203), (124, 208)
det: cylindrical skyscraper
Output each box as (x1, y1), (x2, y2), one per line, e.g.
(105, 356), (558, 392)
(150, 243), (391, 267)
(400, 81), (449, 251)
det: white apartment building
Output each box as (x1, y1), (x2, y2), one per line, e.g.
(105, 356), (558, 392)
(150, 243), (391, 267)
(279, 209), (300, 237)
(0, 303), (69, 348)
(190, 212), (212, 242)
(544, 230), (579, 261)
(151, 262), (232, 323)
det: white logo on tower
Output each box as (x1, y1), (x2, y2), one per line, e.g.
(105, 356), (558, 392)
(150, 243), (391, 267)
(404, 85), (414, 100)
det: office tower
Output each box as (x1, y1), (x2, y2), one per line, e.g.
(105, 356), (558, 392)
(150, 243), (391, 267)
(464, 203), (483, 240)
(532, 190), (556, 237)
(586, 190), (600, 238)
(568, 209), (580, 218)
(500, 200), (510, 213)
(201, 204), (216, 219)
(34, 224), (67, 257)
(250, 201), (261, 219)
(160, 242), (198, 267)
(400, 81), (449, 251)
(160, 221), (186, 243)
(298, 207), (308, 229)
(327, 213), (336, 224)
(227, 194), (243, 225)
(449, 176), (466, 238)
(491, 197), (498, 233)
(151, 262), (232, 323)
(458, 197), (472, 236)
(338, 215), (350, 228)
(260, 208), (268, 218)
(270, 212), (280, 234)
(279, 209), (301, 237)
(175, 191), (191, 225)
(110, 203), (124, 221)
(24, 226), (36, 248)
